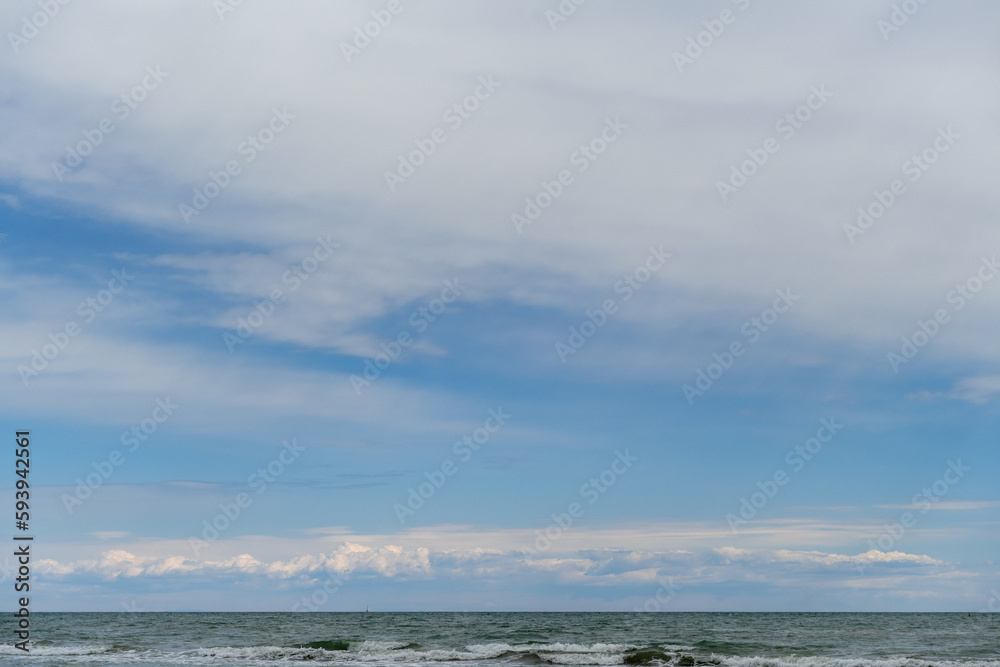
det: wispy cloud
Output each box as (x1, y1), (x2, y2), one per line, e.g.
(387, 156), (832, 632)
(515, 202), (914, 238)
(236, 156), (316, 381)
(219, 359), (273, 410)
(874, 501), (1000, 511)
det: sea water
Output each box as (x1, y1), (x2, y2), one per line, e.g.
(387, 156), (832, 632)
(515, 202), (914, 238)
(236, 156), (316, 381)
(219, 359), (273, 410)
(0, 612), (997, 666)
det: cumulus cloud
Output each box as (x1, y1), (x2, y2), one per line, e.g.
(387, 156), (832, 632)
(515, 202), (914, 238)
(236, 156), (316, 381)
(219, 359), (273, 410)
(35, 543), (944, 588)
(36, 542), (436, 582)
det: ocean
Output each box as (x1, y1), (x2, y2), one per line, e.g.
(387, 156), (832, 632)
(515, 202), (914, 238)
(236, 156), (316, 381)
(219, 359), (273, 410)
(0, 612), (997, 666)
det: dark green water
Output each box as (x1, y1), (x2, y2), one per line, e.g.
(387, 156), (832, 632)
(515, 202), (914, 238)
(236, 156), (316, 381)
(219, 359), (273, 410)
(0, 612), (997, 666)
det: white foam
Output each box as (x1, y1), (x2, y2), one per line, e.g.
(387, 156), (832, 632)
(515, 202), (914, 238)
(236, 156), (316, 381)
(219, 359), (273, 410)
(352, 647), (500, 662)
(356, 639), (411, 651)
(531, 643), (637, 653)
(465, 642), (636, 655)
(0, 643), (113, 655)
(191, 645), (323, 660)
(718, 656), (1000, 667)
(464, 643), (519, 657)
(4, 641), (997, 667)
(537, 651), (628, 665)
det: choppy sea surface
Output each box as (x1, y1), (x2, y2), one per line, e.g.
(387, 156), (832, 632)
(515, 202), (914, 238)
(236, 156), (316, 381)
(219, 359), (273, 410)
(0, 612), (997, 667)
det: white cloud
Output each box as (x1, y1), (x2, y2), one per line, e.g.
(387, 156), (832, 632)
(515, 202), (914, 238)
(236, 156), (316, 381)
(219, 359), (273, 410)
(34, 542), (947, 592)
(1, 0), (998, 376)
(36, 542), (434, 582)
(6, 0), (999, 613)
(874, 501), (1000, 511)
(948, 375), (1000, 404)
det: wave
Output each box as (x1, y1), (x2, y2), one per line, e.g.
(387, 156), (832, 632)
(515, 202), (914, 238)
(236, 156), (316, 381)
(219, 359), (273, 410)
(717, 659), (1000, 667)
(0, 643), (115, 655)
(0, 641), (663, 664)
(625, 650), (680, 665)
(1, 641), (999, 666)
(295, 639), (351, 650)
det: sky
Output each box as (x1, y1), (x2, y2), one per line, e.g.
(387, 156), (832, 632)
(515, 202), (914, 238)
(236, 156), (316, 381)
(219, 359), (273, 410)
(1, 0), (998, 612)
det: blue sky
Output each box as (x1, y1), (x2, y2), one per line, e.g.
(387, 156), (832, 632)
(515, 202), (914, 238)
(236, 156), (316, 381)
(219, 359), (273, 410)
(1, 0), (998, 612)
